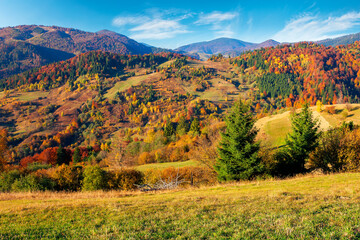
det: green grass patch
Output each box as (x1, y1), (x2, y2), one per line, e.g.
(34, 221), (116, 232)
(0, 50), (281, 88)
(135, 160), (199, 172)
(158, 60), (175, 68)
(15, 91), (49, 101)
(264, 114), (291, 146)
(105, 75), (148, 99)
(1, 173), (360, 239)
(320, 105), (360, 127)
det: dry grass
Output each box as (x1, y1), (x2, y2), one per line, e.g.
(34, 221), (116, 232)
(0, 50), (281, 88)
(105, 73), (158, 99)
(1, 173), (360, 239)
(135, 160), (200, 172)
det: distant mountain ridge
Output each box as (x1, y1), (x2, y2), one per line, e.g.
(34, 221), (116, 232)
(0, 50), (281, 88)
(175, 38), (280, 58)
(0, 25), (153, 78)
(1, 24), (360, 78)
(316, 32), (360, 47)
(176, 38), (255, 54)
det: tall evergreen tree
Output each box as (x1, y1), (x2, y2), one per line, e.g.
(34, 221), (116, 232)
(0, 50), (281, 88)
(215, 100), (263, 181)
(176, 116), (188, 136)
(283, 103), (319, 174)
(57, 145), (66, 165)
(164, 121), (175, 137)
(72, 147), (81, 163)
(189, 118), (200, 136)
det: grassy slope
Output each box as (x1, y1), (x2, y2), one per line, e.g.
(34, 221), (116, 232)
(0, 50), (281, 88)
(256, 104), (360, 147)
(1, 173), (360, 239)
(135, 160), (199, 172)
(105, 74), (152, 100)
(15, 91), (49, 101)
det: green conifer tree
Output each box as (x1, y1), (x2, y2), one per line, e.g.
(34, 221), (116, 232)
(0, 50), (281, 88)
(189, 118), (200, 136)
(284, 103), (319, 174)
(57, 145), (66, 165)
(72, 147), (81, 163)
(164, 121), (175, 137)
(215, 100), (263, 181)
(176, 116), (188, 136)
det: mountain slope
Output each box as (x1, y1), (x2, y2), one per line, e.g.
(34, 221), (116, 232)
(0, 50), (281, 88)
(176, 38), (255, 55)
(0, 40), (74, 79)
(176, 38), (280, 57)
(225, 39), (280, 57)
(317, 32), (360, 47)
(0, 25), (153, 78)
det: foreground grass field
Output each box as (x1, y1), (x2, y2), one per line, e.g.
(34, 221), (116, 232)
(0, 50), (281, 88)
(1, 173), (360, 239)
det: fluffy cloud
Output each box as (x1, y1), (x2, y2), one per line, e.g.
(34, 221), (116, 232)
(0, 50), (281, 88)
(112, 10), (239, 40)
(112, 11), (189, 40)
(195, 11), (238, 37)
(112, 16), (150, 26)
(130, 19), (189, 39)
(273, 12), (360, 42)
(195, 12), (237, 25)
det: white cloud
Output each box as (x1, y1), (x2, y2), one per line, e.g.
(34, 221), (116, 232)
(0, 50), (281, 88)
(112, 10), (240, 40)
(112, 10), (190, 40)
(215, 26), (235, 38)
(130, 19), (189, 39)
(112, 16), (149, 26)
(273, 12), (360, 42)
(195, 12), (237, 25)
(195, 11), (238, 38)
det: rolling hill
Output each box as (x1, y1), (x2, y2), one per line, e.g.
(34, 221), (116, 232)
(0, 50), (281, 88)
(317, 32), (360, 47)
(0, 40), (74, 79)
(0, 25), (153, 77)
(176, 38), (280, 58)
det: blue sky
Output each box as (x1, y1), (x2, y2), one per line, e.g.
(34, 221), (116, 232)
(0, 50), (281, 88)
(1, 0), (360, 48)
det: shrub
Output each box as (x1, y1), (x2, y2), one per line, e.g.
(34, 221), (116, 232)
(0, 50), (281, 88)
(308, 128), (360, 173)
(82, 165), (107, 191)
(324, 106), (336, 114)
(0, 170), (21, 192)
(49, 164), (83, 191)
(143, 166), (217, 187)
(308, 129), (344, 173)
(108, 168), (143, 190)
(138, 152), (155, 165)
(169, 147), (187, 162)
(143, 169), (162, 185)
(11, 174), (55, 192)
(27, 163), (52, 172)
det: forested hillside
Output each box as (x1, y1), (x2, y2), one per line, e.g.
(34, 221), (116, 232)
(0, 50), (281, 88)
(1, 41), (360, 193)
(231, 41), (360, 113)
(0, 25), (154, 78)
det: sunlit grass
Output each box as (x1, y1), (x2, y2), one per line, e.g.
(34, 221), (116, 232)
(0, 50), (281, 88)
(105, 75), (148, 99)
(16, 91), (49, 101)
(264, 114), (291, 146)
(1, 173), (360, 239)
(135, 160), (200, 172)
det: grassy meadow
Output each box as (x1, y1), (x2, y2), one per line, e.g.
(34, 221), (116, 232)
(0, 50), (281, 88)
(1, 173), (360, 239)
(135, 160), (200, 172)
(256, 104), (360, 147)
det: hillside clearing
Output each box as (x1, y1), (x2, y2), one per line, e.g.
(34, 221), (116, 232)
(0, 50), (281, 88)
(0, 173), (359, 239)
(135, 160), (200, 172)
(255, 105), (360, 147)
(105, 74), (155, 99)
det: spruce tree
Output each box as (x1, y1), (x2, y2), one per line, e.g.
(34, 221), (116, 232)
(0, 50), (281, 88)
(57, 145), (66, 165)
(284, 103), (319, 174)
(215, 100), (263, 181)
(176, 116), (188, 136)
(164, 121), (175, 137)
(189, 118), (200, 136)
(72, 147), (81, 163)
